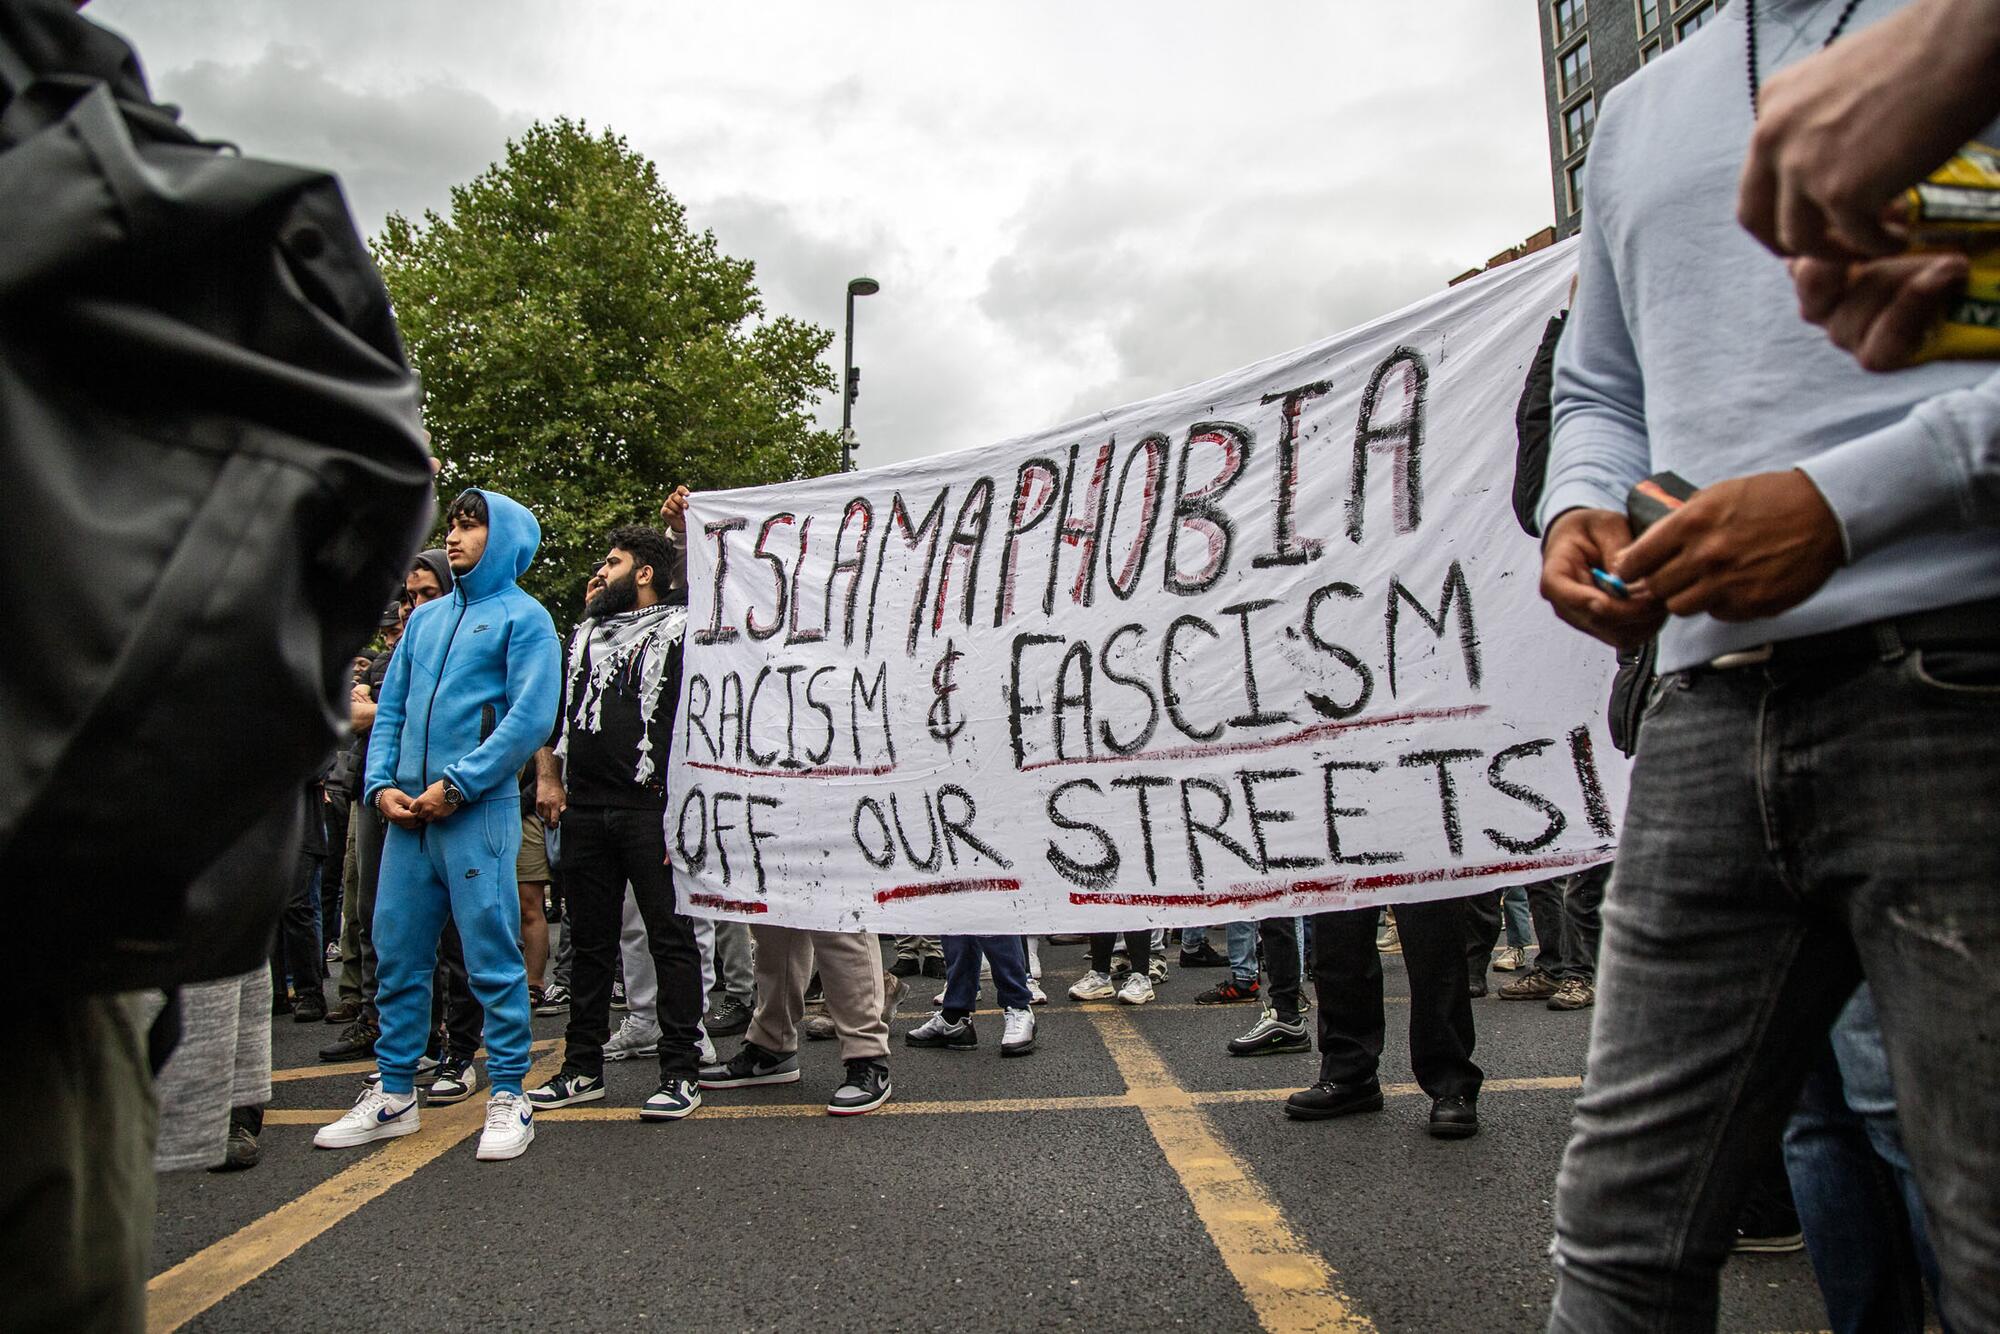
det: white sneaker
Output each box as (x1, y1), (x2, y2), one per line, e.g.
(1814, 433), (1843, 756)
(1117, 971), (1156, 1005)
(476, 1091), (535, 1161)
(1493, 946), (1528, 972)
(1068, 969), (1116, 1001)
(604, 1014), (661, 1061)
(1026, 978), (1049, 1006)
(1001, 1007), (1037, 1056)
(698, 1032), (718, 1066)
(315, 1086), (419, 1149)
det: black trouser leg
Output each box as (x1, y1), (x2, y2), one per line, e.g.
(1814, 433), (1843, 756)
(1525, 874), (1568, 975)
(1311, 907), (1387, 1085)
(1259, 916), (1304, 1018)
(556, 808), (628, 1079)
(272, 849), (324, 1004)
(435, 917), (483, 1061)
(1560, 863), (1609, 982)
(1312, 899), (1482, 1099)
(355, 800), (387, 1025)
(1461, 890), (1503, 984)
(1395, 897), (1483, 1099)
(613, 809), (704, 1083)
(321, 793), (351, 948)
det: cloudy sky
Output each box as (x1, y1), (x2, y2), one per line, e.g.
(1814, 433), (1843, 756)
(87, 1), (1557, 468)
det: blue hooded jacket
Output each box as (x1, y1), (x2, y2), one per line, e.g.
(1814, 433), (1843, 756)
(363, 489), (561, 808)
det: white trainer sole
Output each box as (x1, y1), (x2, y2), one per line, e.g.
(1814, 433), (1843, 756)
(314, 1112), (420, 1150)
(604, 1044), (658, 1061)
(475, 1119), (535, 1161)
(698, 1067), (801, 1089)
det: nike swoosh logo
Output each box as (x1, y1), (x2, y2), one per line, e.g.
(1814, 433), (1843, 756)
(519, 1110), (532, 1126)
(377, 1105), (408, 1123)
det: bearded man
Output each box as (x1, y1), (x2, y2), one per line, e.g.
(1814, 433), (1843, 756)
(522, 524), (707, 1121)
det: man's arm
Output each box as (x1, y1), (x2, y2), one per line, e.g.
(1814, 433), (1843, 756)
(1536, 162), (1670, 651)
(533, 746), (565, 826)
(1738, 0), (2000, 258)
(349, 684), (377, 734)
(439, 618), (563, 804)
(361, 644), (411, 806)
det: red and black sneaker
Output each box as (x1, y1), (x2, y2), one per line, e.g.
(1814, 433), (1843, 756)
(1195, 978), (1262, 1005)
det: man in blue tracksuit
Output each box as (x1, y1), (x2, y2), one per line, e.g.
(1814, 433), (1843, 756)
(315, 488), (561, 1162)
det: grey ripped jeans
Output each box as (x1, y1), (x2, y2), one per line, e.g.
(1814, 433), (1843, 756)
(1549, 647), (2000, 1333)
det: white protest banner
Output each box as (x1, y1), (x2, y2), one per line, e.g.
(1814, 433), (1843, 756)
(667, 238), (1623, 932)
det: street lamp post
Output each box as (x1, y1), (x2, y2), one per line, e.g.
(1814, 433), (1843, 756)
(840, 276), (879, 472)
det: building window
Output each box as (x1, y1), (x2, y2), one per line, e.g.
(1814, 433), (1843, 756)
(1560, 39), (1593, 96)
(1564, 96), (1597, 156)
(1567, 161), (1587, 216)
(1641, 37), (1662, 62)
(1637, 0), (1661, 32)
(1553, 0), (1586, 42)
(1677, 2), (1715, 37)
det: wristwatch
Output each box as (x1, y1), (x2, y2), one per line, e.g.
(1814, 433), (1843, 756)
(441, 780), (465, 809)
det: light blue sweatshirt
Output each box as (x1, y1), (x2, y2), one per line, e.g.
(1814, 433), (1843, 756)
(1541, 0), (2000, 673)
(363, 488), (561, 807)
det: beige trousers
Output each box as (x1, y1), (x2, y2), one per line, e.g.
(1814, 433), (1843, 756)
(745, 925), (889, 1062)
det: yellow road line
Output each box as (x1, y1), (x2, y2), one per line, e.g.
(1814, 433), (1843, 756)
(1193, 1075), (1581, 1106)
(1086, 1008), (1376, 1334)
(147, 1044), (565, 1333)
(263, 1074), (1584, 1125)
(271, 1038), (559, 1084)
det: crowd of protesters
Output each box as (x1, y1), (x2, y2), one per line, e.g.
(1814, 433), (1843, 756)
(10, 0), (2000, 1331)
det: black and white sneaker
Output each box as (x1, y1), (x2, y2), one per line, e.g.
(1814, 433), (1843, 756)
(698, 1040), (801, 1089)
(905, 1012), (976, 1049)
(427, 1056), (479, 1104)
(640, 1078), (703, 1122)
(532, 984), (570, 1016)
(827, 1060), (892, 1116)
(525, 1069), (606, 1109)
(1227, 1009), (1312, 1057)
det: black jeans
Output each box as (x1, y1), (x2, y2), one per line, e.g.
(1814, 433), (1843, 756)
(1259, 916), (1306, 1017)
(1311, 896), (1481, 1099)
(560, 805), (703, 1081)
(320, 789), (352, 948)
(1526, 864), (1607, 982)
(1462, 890), (1504, 983)
(427, 917), (484, 1062)
(270, 849), (324, 1004)
(354, 798), (387, 1025)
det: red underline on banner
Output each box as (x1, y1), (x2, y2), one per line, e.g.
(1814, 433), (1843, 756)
(686, 893), (771, 914)
(1066, 849), (1609, 910)
(1018, 704), (1491, 774)
(875, 877), (1023, 904)
(683, 760), (897, 779)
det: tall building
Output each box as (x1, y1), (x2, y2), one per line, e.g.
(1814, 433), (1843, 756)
(1538, 0), (1731, 235)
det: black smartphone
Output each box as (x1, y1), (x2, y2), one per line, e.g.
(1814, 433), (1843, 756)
(1627, 470), (1698, 538)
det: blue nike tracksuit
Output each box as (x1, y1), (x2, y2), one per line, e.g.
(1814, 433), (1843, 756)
(362, 490), (560, 1096)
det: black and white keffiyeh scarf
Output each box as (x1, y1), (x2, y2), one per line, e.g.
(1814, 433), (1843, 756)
(554, 600), (688, 784)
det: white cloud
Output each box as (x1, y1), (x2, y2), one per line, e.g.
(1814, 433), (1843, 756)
(84, 0), (1556, 467)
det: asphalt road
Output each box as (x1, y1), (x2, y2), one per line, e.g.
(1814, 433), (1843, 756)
(150, 939), (1832, 1333)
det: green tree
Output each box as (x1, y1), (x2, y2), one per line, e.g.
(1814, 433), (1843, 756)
(373, 118), (839, 611)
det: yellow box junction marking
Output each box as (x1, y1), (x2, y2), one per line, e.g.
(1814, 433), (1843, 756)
(1085, 1007), (1378, 1334)
(146, 1045), (565, 1333)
